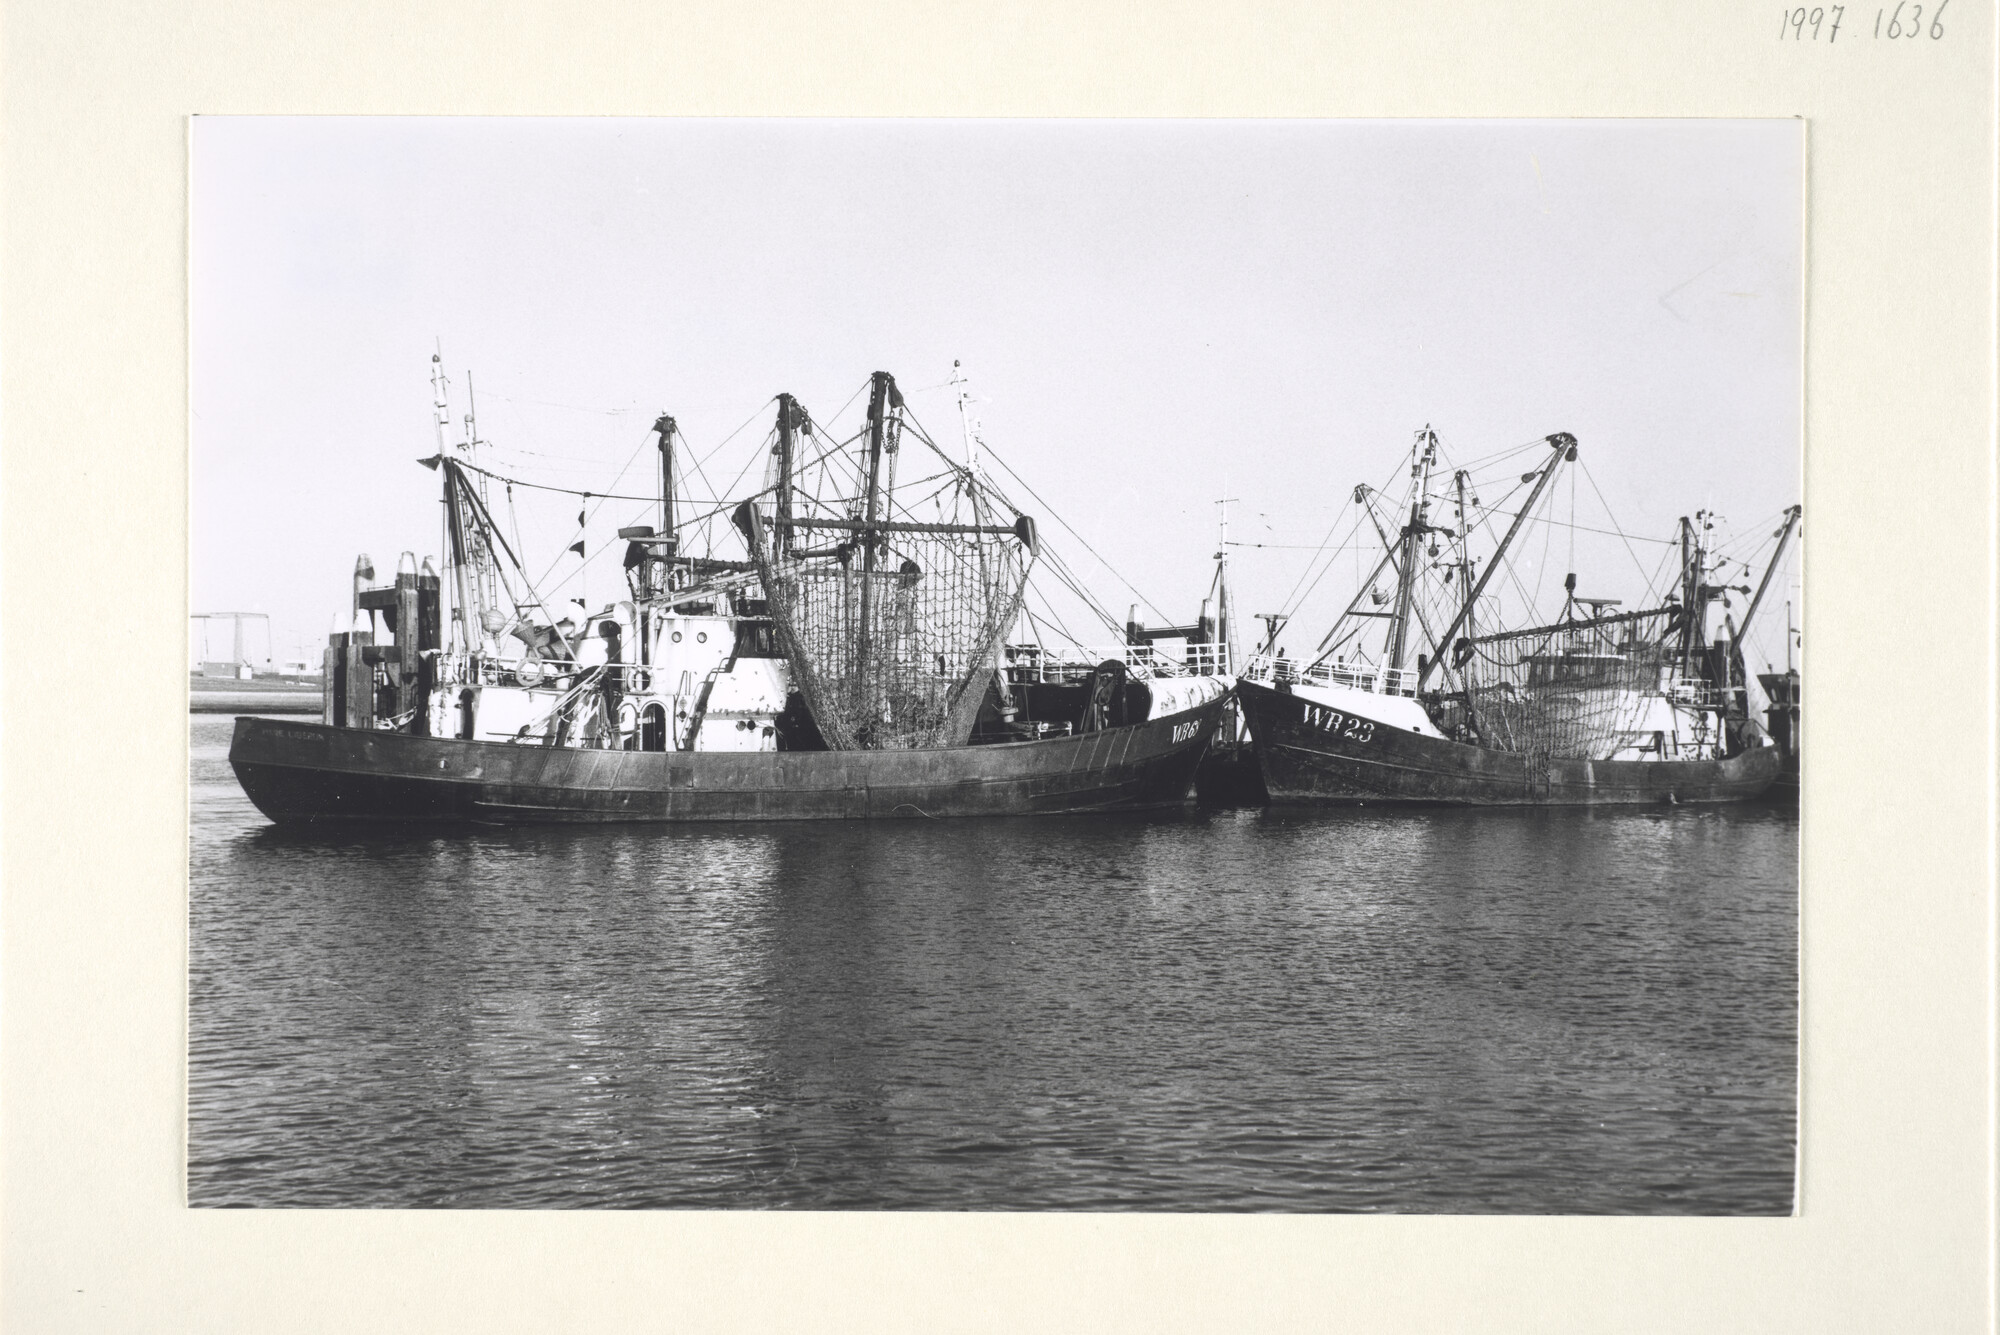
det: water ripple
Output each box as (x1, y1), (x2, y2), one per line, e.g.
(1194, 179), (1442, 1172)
(189, 715), (1797, 1211)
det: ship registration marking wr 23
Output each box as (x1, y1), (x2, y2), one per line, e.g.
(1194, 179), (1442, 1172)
(1300, 701), (1375, 744)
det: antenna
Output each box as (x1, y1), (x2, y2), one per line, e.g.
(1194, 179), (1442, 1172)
(430, 341), (450, 454)
(462, 372), (490, 492)
(430, 346), (507, 649)
(1215, 496), (1239, 672)
(1388, 424), (1441, 670)
(951, 359), (984, 476)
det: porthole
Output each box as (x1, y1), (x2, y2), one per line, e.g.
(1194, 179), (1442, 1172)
(696, 632), (707, 644)
(671, 631), (683, 643)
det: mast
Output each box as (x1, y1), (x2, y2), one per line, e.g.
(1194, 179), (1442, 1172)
(862, 372), (896, 533)
(952, 362), (992, 585)
(949, 364), (1022, 711)
(1386, 426), (1439, 670)
(951, 364), (1019, 707)
(1678, 515), (1698, 674)
(654, 414), (678, 561)
(1736, 504), (1801, 642)
(1454, 469), (1476, 642)
(857, 371), (900, 686)
(430, 454), (579, 656)
(1215, 497), (1239, 673)
(773, 394), (800, 559)
(429, 349), (504, 650)
(440, 464), (480, 653)
(462, 372), (501, 619)
(1683, 509), (1735, 684)
(430, 350), (467, 650)
(430, 346), (450, 455)
(1416, 432), (1576, 691)
(431, 350), (480, 653)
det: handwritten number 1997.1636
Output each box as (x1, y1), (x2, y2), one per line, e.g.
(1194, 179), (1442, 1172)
(1781, 0), (1948, 38)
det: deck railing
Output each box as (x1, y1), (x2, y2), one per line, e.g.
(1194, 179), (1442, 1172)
(1239, 653), (1420, 698)
(438, 643), (1237, 693)
(433, 651), (659, 691)
(1665, 674), (1730, 708)
(1005, 642), (1233, 682)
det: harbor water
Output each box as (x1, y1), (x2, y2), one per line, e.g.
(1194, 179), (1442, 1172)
(189, 714), (1798, 1212)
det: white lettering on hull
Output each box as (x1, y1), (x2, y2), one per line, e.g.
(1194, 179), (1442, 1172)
(1299, 701), (1375, 744)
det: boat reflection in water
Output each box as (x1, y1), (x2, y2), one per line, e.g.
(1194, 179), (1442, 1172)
(192, 714), (1801, 1213)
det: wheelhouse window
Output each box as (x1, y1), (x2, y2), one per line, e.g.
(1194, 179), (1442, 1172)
(734, 619), (781, 658)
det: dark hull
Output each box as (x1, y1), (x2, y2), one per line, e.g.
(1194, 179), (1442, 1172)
(1237, 679), (1780, 807)
(1193, 741), (1269, 807)
(228, 697), (1224, 826)
(1760, 754), (1800, 806)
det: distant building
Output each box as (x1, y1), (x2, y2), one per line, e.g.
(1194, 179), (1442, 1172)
(191, 612), (271, 679)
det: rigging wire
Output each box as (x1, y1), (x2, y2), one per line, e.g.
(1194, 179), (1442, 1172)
(505, 482), (526, 567)
(1270, 451), (1408, 632)
(1446, 435), (1556, 473)
(968, 433), (1173, 629)
(442, 456), (665, 503)
(1274, 499), (1373, 628)
(447, 370), (1172, 649)
(1022, 601), (1091, 658)
(1568, 455), (1577, 578)
(510, 409), (869, 608)
(1576, 458), (1666, 586)
(529, 379), (1000, 614)
(430, 373), (1128, 647)
(1502, 511), (1679, 547)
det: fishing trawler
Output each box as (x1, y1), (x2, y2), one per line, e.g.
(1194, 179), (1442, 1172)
(1235, 428), (1795, 806)
(229, 365), (1230, 824)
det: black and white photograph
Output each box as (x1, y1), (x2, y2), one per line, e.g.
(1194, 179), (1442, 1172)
(189, 117), (1803, 1213)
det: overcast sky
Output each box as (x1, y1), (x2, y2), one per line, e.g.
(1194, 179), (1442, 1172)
(193, 118), (1802, 670)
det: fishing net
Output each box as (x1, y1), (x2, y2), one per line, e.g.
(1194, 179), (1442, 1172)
(752, 528), (1031, 749)
(1446, 609), (1680, 760)
(735, 378), (1034, 751)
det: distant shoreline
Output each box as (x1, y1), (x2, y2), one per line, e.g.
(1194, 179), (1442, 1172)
(191, 676), (322, 714)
